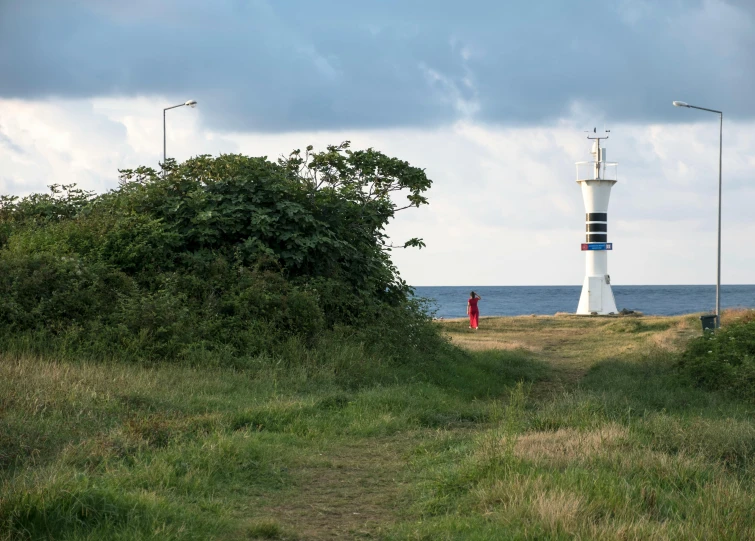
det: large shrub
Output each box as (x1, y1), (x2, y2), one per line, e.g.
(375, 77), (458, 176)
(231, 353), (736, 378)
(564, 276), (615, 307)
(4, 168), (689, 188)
(0, 144), (436, 365)
(679, 316), (755, 401)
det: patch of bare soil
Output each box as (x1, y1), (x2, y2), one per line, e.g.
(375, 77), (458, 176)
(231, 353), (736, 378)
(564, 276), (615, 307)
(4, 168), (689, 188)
(263, 438), (412, 540)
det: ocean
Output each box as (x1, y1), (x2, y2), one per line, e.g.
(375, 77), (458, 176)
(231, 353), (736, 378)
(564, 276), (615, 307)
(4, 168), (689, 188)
(413, 285), (755, 319)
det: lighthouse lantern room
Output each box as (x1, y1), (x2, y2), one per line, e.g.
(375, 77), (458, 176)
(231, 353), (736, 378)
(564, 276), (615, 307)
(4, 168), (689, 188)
(576, 130), (618, 315)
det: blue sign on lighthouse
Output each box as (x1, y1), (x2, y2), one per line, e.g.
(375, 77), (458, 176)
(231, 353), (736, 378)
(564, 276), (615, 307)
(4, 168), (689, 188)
(581, 243), (613, 251)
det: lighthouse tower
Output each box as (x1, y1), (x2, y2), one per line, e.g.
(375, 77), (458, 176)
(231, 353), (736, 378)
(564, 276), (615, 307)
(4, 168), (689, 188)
(576, 130), (618, 315)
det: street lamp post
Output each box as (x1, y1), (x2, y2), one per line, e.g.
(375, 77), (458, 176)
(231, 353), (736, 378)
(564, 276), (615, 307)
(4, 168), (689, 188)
(672, 100), (723, 328)
(163, 100), (197, 171)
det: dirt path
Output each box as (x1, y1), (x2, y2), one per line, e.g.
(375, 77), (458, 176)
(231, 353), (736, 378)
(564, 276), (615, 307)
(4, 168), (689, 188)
(261, 437), (414, 540)
(442, 314), (696, 401)
(247, 315), (697, 539)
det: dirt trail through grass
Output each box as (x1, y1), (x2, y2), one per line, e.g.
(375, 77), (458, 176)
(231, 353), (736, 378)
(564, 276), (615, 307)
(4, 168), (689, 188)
(260, 437), (413, 540)
(254, 314), (711, 539)
(444, 314), (695, 385)
(245, 315), (699, 538)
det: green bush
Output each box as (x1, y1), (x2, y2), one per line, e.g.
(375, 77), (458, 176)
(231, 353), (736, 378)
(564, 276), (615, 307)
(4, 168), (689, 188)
(0, 252), (130, 331)
(679, 319), (755, 401)
(0, 145), (439, 368)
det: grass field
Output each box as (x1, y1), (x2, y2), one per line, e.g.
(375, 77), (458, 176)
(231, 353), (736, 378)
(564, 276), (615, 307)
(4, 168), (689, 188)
(3, 313), (755, 539)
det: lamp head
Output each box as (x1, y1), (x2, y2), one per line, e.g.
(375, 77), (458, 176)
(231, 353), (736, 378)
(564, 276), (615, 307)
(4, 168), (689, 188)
(672, 101), (688, 107)
(185, 100), (197, 108)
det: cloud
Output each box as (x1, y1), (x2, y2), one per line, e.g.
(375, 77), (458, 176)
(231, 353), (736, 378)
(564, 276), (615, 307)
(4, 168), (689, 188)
(1, 95), (753, 286)
(0, 129), (25, 155)
(2, 0), (754, 133)
(380, 119), (755, 285)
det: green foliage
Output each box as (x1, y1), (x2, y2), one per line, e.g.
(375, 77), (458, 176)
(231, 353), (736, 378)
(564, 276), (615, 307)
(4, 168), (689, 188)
(680, 319), (755, 401)
(0, 145), (435, 365)
(0, 183), (94, 227)
(0, 252), (128, 331)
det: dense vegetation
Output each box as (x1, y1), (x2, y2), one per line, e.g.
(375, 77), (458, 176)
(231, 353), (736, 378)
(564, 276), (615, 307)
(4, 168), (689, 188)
(680, 311), (755, 402)
(0, 143), (440, 370)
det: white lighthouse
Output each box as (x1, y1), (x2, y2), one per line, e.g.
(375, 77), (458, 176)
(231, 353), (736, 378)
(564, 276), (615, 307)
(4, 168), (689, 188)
(576, 130), (618, 315)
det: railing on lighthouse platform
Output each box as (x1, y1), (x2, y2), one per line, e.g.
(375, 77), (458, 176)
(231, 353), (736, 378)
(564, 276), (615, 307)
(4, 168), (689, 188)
(575, 161), (618, 182)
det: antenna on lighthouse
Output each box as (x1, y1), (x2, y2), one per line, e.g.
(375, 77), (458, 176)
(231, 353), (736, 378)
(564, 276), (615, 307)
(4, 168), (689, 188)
(586, 127), (610, 140)
(584, 128), (610, 179)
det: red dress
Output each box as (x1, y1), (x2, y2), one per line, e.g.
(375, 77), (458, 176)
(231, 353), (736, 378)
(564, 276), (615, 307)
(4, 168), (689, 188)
(468, 297), (479, 329)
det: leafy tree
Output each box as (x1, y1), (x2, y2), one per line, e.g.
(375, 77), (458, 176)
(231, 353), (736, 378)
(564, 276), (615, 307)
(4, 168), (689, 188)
(114, 142), (431, 301)
(0, 144), (433, 362)
(0, 184), (95, 247)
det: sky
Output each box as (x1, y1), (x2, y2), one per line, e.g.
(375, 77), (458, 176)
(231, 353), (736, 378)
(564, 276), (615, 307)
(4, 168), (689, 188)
(1, 0), (754, 286)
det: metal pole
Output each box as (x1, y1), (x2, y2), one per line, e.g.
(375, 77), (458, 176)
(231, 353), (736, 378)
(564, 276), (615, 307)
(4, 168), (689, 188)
(162, 102), (193, 174)
(716, 112), (723, 328)
(163, 108), (167, 173)
(673, 103), (723, 328)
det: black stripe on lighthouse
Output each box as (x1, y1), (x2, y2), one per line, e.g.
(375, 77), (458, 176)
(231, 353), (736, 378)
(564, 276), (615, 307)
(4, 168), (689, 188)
(585, 213), (608, 242)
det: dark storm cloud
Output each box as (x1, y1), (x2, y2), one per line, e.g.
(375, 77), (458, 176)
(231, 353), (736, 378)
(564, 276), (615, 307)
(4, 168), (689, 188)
(1, 0), (753, 132)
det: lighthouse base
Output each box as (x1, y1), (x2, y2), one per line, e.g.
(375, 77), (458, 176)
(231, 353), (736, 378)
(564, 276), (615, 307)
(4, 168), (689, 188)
(576, 275), (617, 315)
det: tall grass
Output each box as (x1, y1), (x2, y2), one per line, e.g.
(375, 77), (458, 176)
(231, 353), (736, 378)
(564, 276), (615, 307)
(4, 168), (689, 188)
(0, 335), (546, 540)
(4, 315), (755, 539)
(385, 315), (755, 540)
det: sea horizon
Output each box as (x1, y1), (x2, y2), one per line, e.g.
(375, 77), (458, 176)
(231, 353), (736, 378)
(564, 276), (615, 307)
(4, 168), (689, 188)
(413, 284), (755, 319)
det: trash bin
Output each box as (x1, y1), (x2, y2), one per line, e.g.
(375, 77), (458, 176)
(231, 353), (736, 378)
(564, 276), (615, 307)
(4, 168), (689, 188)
(700, 314), (717, 331)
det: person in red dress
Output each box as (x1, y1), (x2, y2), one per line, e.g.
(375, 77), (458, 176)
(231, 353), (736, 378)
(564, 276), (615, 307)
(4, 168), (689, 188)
(467, 291), (482, 330)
